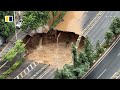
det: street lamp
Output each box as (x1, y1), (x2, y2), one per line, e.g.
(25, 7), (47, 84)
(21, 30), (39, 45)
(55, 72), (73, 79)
(14, 11), (17, 40)
(76, 35), (82, 49)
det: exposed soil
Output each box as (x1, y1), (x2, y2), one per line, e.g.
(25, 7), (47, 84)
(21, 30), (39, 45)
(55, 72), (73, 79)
(54, 11), (85, 35)
(23, 11), (86, 69)
(23, 30), (85, 69)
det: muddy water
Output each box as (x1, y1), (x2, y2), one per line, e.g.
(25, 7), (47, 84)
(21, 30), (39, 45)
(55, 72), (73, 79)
(54, 11), (85, 35)
(25, 11), (89, 69)
(25, 32), (84, 69)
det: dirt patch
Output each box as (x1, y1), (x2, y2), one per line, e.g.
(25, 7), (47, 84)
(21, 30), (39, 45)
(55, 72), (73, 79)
(54, 11), (85, 35)
(24, 30), (84, 69)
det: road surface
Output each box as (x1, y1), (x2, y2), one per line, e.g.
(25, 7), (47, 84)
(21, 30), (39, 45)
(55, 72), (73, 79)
(38, 67), (56, 79)
(86, 11), (120, 46)
(0, 29), (27, 59)
(6, 60), (33, 79)
(86, 39), (120, 79)
(82, 11), (99, 30)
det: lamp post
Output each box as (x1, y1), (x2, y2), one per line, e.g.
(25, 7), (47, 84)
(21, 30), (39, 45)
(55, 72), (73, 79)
(76, 35), (82, 49)
(14, 11), (17, 40)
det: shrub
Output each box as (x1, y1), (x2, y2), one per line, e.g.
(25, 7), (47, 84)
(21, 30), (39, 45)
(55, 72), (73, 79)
(0, 60), (22, 79)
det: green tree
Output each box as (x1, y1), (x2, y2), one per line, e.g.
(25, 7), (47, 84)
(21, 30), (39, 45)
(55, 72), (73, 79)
(78, 52), (88, 65)
(51, 11), (67, 28)
(72, 67), (84, 78)
(72, 62), (90, 78)
(84, 37), (94, 64)
(52, 11), (58, 17)
(21, 11), (50, 30)
(105, 31), (114, 46)
(54, 65), (76, 79)
(2, 48), (17, 62)
(71, 43), (78, 67)
(110, 17), (120, 35)
(14, 40), (25, 53)
(95, 40), (104, 58)
(0, 11), (15, 38)
(2, 40), (25, 63)
(115, 28), (120, 35)
(14, 40), (25, 60)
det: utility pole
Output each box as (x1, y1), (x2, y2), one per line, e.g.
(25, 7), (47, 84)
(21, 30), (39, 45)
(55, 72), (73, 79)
(76, 35), (82, 49)
(14, 11), (17, 40)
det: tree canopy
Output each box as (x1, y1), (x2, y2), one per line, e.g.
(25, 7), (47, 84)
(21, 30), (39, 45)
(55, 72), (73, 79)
(14, 40), (25, 53)
(2, 40), (25, 62)
(0, 11), (15, 38)
(71, 43), (78, 67)
(110, 17), (120, 35)
(84, 37), (94, 64)
(95, 40), (104, 58)
(105, 31), (114, 45)
(21, 11), (50, 30)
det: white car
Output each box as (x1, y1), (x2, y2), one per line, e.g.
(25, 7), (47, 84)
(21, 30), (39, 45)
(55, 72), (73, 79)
(16, 19), (22, 29)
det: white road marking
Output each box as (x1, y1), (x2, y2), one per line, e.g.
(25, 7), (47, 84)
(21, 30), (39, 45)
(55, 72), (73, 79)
(106, 16), (116, 18)
(91, 40), (94, 44)
(14, 62), (39, 79)
(118, 53), (120, 56)
(82, 35), (120, 79)
(116, 76), (119, 79)
(102, 21), (109, 29)
(110, 72), (118, 79)
(37, 66), (54, 79)
(83, 11), (105, 36)
(30, 64), (49, 79)
(97, 69), (107, 79)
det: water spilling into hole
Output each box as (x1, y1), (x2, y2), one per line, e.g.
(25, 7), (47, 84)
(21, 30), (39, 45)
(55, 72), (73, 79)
(24, 31), (84, 69)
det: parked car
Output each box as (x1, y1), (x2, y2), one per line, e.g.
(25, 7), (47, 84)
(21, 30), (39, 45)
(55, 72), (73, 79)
(16, 19), (22, 29)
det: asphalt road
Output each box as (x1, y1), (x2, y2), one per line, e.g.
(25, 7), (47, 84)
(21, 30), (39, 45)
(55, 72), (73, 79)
(23, 63), (46, 79)
(86, 39), (120, 79)
(87, 11), (120, 46)
(0, 29), (27, 58)
(36, 66), (56, 79)
(82, 11), (99, 30)
(7, 60), (33, 79)
(40, 68), (56, 79)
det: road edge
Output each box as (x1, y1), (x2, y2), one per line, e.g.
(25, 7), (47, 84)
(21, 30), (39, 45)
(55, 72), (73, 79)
(81, 35), (120, 79)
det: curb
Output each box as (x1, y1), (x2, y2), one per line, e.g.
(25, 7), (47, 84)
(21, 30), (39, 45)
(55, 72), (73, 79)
(81, 35), (120, 79)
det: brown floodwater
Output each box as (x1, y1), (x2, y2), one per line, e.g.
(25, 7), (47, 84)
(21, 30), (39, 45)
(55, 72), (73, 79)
(24, 31), (84, 69)
(24, 11), (86, 69)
